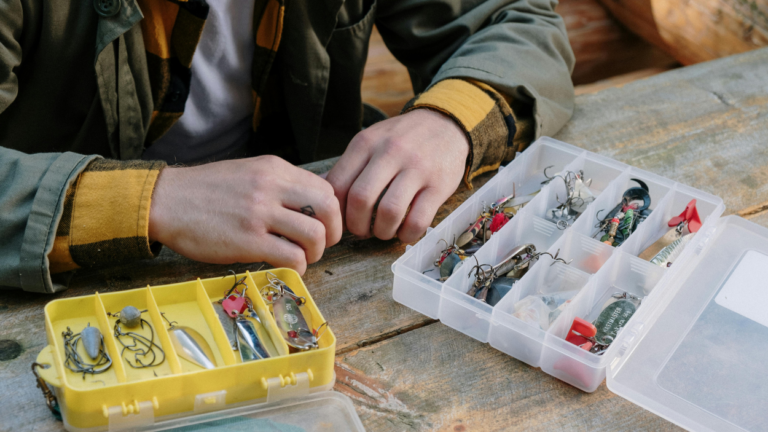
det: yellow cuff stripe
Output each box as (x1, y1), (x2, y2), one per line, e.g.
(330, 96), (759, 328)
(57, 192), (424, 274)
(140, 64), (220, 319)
(413, 79), (496, 131)
(70, 169), (160, 246)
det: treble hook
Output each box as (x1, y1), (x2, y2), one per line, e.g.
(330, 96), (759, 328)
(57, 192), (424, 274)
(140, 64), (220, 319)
(541, 165), (556, 184)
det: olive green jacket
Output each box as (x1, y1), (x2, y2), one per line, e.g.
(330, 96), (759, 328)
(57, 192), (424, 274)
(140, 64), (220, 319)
(0, 0), (574, 292)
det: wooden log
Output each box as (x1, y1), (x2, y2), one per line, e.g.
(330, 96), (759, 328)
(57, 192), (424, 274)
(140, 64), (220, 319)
(596, 0), (768, 64)
(556, 0), (677, 84)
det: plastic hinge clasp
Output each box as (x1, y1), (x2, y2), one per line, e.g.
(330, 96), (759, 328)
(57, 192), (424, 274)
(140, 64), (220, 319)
(695, 225), (718, 255)
(262, 371), (312, 403)
(611, 321), (644, 370)
(194, 390), (227, 413)
(106, 398), (158, 431)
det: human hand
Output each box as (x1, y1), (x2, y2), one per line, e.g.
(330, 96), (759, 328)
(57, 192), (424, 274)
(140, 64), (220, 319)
(148, 155), (342, 274)
(326, 109), (469, 243)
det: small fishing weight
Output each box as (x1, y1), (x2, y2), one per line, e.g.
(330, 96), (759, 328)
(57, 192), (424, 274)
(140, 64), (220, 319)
(108, 306), (165, 368)
(62, 323), (112, 378)
(261, 272), (328, 351)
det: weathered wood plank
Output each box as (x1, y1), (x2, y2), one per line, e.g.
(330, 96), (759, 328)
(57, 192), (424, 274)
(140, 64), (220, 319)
(334, 323), (681, 432)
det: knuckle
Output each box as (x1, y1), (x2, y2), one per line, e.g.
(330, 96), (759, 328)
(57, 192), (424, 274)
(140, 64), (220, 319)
(347, 185), (372, 209)
(318, 186), (338, 210)
(255, 154), (283, 166)
(287, 249), (306, 270)
(307, 220), (326, 245)
(351, 130), (375, 149)
(382, 137), (407, 156)
(377, 201), (404, 222)
(405, 214), (430, 237)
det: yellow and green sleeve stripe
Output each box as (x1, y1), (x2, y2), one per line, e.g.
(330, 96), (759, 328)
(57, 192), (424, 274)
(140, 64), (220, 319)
(402, 78), (535, 188)
(48, 159), (166, 274)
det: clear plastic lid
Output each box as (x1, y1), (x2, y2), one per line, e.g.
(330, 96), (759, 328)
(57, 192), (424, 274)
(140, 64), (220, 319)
(145, 392), (365, 432)
(608, 215), (768, 432)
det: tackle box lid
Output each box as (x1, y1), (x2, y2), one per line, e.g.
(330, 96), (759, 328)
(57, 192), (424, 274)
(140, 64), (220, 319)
(139, 389), (365, 432)
(76, 378), (366, 432)
(606, 215), (768, 432)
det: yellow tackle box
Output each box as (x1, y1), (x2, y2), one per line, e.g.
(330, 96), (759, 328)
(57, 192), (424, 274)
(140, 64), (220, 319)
(34, 268), (365, 431)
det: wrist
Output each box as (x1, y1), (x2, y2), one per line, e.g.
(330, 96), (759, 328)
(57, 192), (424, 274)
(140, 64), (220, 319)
(408, 108), (470, 159)
(148, 167), (172, 244)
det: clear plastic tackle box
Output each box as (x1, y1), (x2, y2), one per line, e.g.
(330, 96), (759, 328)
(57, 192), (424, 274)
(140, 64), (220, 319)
(34, 268), (366, 431)
(392, 137), (768, 431)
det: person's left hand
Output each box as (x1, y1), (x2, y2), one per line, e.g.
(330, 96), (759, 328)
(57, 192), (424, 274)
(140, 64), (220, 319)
(326, 109), (469, 243)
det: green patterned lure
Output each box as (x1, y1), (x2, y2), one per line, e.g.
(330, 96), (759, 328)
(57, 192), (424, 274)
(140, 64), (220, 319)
(594, 299), (637, 345)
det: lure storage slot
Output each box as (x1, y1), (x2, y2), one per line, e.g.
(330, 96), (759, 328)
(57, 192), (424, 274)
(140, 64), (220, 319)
(46, 294), (126, 388)
(546, 230), (615, 274)
(539, 252), (667, 391)
(100, 289), (179, 380)
(620, 185), (722, 259)
(525, 151), (627, 224)
(438, 210), (566, 342)
(199, 273), (289, 360)
(490, 257), (591, 367)
(392, 140), (583, 319)
(568, 169), (673, 242)
(150, 281), (232, 369)
(392, 137), (727, 393)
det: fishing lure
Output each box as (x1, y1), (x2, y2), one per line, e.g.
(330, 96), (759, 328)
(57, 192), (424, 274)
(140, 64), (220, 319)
(216, 271), (274, 362)
(640, 199), (701, 267)
(162, 313), (218, 370)
(261, 272), (328, 351)
(594, 179), (652, 246)
(650, 233), (693, 267)
(545, 170), (595, 229)
(467, 245), (570, 305)
(565, 291), (642, 355)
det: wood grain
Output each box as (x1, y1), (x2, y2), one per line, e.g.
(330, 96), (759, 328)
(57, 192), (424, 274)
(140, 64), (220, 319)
(597, 0), (768, 65)
(334, 324), (680, 432)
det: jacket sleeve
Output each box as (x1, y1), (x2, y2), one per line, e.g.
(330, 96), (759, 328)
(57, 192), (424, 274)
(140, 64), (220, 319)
(0, 148), (98, 293)
(0, 0), (164, 293)
(376, 0), (575, 185)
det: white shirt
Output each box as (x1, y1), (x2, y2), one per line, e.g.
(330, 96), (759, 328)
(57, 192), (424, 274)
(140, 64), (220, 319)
(143, 0), (256, 164)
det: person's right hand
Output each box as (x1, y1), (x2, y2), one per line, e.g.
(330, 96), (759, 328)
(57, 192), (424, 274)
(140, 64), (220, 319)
(148, 155), (342, 275)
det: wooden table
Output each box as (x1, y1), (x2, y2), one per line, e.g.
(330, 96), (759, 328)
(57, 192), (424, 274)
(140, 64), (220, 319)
(2, 47), (767, 432)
